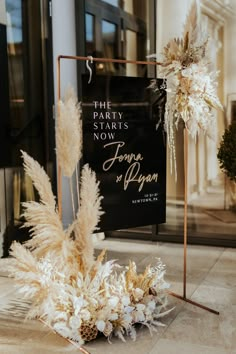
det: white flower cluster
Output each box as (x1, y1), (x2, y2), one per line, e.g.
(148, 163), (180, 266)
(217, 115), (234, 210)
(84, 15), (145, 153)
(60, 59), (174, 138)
(164, 62), (222, 141)
(17, 256), (171, 344)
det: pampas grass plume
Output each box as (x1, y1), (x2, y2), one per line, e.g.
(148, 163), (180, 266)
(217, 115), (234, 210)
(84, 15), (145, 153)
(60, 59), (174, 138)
(73, 164), (104, 270)
(56, 86), (82, 177)
(21, 150), (55, 208)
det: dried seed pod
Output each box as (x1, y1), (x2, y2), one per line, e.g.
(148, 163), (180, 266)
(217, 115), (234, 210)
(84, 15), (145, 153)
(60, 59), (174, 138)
(149, 287), (157, 296)
(79, 321), (98, 342)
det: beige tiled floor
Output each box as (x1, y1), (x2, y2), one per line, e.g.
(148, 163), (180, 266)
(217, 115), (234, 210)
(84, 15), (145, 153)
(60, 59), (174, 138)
(0, 238), (236, 354)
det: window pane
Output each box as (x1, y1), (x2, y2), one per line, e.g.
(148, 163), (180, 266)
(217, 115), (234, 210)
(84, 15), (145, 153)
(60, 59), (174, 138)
(102, 20), (116, 40)
(6, 0), (22, 43)
(85, 13), (95, 55)
(102, 0), (119, 7)
(6, 0), (24, 101)
(102, 20), (117, 59)
(85, 13), (94, 42)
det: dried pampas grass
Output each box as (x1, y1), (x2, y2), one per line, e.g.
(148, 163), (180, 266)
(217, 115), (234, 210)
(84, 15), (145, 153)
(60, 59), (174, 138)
(21, 201), (67, 259)
(183, 0), (201, 48)
(21, 150), (55, 208)
(19, 151), (103, 275)
(73, 164), (104, 271)
(56, 86), (82, 178)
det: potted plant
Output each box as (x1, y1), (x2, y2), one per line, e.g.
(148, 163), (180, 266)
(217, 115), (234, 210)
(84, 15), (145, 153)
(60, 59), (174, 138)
(217, 121), (236, 211)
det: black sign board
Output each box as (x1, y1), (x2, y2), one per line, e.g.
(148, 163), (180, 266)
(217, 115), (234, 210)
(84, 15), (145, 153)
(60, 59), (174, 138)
(82, 75), (166, 232)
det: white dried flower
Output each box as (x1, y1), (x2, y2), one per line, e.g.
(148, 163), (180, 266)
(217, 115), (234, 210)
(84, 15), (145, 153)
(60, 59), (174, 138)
(132, 288), (144, 302)
(96, 320), (106, 332)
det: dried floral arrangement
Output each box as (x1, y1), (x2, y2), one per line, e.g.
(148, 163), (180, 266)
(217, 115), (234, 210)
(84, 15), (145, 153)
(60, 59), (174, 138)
(150, 0), (223, 175)
(5, 88), (172, 347)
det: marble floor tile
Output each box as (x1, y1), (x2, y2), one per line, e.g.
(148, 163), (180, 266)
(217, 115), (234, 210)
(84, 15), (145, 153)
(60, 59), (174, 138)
(94, 238), (160, 255)
(162, 286), (236, 352)
(146, 243), (224, 279)
(191, 281), (236, 306)
(204, 248), (236, 289)
(148, 338), (233, 354)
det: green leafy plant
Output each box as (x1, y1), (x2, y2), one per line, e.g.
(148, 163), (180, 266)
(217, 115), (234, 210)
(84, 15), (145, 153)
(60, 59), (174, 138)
(217, 121), (236, 183)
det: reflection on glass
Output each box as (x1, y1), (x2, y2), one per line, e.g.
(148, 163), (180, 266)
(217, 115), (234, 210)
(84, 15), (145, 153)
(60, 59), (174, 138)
(85, 13), (94, 42)
(126, 29), (137, 76)
(1, 1), (48, 256)
(102, 0), (119, 7)
(4, 1), (34, 241)
(85, 13), (95, 56)
(6, 0), (22, 43)
(5, 0), (45, 166)
(101, 20), (117, 72)
(102, 20), (116, 42)
(6, 0), (24, 102)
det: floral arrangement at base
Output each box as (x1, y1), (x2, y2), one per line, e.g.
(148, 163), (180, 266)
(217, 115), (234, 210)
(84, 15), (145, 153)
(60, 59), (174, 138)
(4, 87), (172, 346)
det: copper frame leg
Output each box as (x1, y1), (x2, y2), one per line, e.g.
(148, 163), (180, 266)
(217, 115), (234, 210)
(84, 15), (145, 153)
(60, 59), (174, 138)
(168, 131), (219, 316)
(169, 291), (220, 315)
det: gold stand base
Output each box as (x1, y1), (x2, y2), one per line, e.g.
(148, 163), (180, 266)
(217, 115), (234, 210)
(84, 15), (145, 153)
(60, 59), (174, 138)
(169, 291), (220, 315)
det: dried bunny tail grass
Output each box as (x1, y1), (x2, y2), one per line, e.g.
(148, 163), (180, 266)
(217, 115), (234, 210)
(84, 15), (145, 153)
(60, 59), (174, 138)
(73, 164), (104, 271)
(56, 86), (82, 177)
(21, 150), (55, 208)
(22, 201), (67, 260)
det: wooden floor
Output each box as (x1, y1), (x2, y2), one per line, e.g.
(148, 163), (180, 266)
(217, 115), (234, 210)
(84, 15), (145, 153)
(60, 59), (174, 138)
(0, 239), (236, 354)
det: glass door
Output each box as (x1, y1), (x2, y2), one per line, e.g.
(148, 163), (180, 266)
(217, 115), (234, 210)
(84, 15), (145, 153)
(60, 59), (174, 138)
(0, 0), (54, 257)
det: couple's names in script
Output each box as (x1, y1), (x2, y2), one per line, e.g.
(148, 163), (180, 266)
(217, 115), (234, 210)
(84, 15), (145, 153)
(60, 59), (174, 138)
(103, 141), (158, 192)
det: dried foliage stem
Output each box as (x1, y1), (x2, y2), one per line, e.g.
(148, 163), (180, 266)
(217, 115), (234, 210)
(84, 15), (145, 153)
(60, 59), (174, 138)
(75, 165), (80, 208)
(69, 176), (76, 220)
